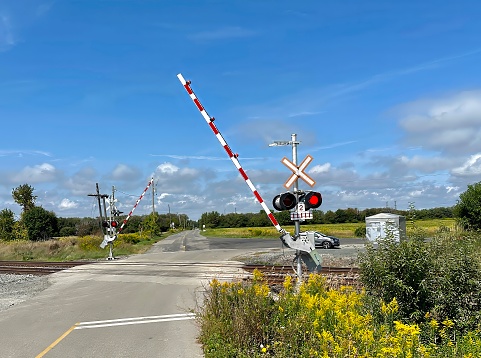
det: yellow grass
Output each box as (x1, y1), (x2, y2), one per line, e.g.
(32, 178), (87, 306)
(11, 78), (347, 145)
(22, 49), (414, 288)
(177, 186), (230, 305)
(203, 219), (457, 239)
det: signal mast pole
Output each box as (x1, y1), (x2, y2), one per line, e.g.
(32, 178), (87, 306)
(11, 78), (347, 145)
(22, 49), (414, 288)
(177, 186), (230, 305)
(270, 134), (303, 280)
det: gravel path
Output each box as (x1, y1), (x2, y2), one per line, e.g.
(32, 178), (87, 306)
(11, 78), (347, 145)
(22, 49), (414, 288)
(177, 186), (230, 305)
(0, 274), (51, 312)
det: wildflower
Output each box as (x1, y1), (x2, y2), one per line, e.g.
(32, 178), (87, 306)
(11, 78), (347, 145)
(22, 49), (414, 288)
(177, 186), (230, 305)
(209, 278), (219, 287)
(442, 319), (454, 329)
(394, 321), (421, 337)
(253, 269), (264, 281)
(260, 343), (270, 353)
(283, 275), (293, 291)
(254, 283), (269, 297)
(381, 297), (399, 316)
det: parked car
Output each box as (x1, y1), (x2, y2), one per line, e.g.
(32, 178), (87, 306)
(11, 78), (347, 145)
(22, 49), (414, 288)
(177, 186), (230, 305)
(300, 231), (340, 249)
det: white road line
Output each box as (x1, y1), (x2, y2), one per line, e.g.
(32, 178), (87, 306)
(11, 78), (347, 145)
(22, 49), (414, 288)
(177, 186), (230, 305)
(75, 313), (196, 330)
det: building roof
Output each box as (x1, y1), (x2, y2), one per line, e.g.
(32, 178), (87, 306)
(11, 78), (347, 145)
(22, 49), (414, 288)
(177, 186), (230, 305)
(366, 213), (404, 219)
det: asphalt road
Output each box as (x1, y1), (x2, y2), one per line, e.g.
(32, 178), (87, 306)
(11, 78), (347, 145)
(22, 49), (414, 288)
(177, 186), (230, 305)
(0, 230), (365, 357)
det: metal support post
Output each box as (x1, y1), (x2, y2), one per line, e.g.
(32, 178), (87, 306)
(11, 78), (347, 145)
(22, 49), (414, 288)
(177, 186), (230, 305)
(290, 133), (302, 282)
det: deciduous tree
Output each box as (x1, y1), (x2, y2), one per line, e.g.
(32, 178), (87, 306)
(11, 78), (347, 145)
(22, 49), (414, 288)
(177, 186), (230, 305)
(0, 208), (15, 241)
(22, 206), (58, 241)
(12, 184), (37, 213)
(453, 181), (481, 231)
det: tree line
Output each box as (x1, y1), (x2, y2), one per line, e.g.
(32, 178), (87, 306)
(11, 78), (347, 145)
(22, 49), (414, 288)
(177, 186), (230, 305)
(199, 206), (454, 229)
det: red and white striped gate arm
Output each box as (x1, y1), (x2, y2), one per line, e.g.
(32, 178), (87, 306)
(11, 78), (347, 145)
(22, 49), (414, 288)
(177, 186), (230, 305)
(177, 73), (286, 235)
(117, 177), (154, 234)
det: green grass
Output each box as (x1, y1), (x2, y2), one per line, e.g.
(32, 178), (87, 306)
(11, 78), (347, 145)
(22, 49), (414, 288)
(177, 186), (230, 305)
(0, 231), (174, 261)
(203, 219), (457, 239)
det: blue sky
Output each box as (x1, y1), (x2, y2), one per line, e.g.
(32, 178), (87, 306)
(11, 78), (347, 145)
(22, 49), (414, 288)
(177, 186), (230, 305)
(1, 1), (481, 221)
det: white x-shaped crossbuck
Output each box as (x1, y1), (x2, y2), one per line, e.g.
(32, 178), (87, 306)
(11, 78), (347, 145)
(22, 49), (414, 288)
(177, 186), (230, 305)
(281, 154), (316, 189)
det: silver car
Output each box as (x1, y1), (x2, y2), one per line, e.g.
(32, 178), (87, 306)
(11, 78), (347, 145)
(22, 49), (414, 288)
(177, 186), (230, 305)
(300, 231), (340, 249)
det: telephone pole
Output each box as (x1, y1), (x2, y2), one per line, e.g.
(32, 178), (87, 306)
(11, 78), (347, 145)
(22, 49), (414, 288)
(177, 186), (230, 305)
(88, 183), (108, 228)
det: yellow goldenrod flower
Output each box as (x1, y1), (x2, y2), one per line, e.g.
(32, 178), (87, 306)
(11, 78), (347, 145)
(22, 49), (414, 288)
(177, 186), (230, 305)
(253, 269), (264, 281)
(283, 275), (293, 291)
(442, 319), (455, 329)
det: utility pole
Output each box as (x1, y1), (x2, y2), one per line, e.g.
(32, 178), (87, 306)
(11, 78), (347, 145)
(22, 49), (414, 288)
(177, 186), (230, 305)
(88, 183), (112, 259)
(88, 183), (108, 229)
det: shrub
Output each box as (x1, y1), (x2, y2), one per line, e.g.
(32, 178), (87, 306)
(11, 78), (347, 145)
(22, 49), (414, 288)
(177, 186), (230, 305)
(117, 233), (142, 244)
(197, 272), (481, 357)
(354, 225), (366, 238)
(78, 235), (102, 251)
(59, 226), (76, 237)
(453, 181), (481, 230)
(358, 231), (481, 332)
(22, 206), (58, 241)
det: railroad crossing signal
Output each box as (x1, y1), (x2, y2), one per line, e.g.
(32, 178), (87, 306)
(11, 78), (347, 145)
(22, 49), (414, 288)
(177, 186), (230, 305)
(281, 155), (316, 189)
(273, 190), (323, 213)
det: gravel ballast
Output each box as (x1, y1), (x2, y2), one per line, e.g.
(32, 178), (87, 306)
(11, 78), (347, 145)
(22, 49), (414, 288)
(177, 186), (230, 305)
(0, 274), (51, 312)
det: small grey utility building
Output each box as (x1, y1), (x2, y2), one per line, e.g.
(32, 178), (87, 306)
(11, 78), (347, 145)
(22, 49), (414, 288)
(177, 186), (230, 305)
(365, 213), (406, 242)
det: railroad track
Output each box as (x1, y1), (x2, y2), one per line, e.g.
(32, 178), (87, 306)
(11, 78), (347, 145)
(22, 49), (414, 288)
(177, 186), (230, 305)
(0, 261), (362, 289)
(242, 264), (361, 289)
(0, 261), (94, 275)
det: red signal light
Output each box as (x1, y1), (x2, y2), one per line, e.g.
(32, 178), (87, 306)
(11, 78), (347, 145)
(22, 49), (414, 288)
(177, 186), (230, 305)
(110, 221), (118, 228)
(302, 191), (322, 210)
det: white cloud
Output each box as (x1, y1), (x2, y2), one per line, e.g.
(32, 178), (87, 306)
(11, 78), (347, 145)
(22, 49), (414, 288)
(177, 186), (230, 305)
(110, 164), (140, 181)
(58, 198), (78, 210)
(11, 163), (58, 183)
(309, 163), (331, 174)
(63, 167), (97, 196)
(451, 153), (481, 177)
(398, 91), (481, 154)
(0, 150), (51, 157)
(156, 162), (179, 174)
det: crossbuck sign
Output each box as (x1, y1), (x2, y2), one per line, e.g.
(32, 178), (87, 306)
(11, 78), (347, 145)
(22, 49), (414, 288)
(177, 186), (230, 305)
(281, 154), (316, 189)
